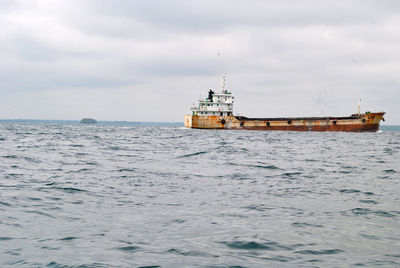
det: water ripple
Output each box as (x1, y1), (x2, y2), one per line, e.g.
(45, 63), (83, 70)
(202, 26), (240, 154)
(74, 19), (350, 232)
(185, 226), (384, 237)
(294, 249), (344, 255)
(0, 123), (399, 267)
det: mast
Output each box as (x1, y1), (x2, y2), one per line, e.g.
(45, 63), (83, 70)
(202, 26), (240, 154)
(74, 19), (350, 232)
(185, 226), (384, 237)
(221, 74), (226, 93)
(358, 98), (361, 116)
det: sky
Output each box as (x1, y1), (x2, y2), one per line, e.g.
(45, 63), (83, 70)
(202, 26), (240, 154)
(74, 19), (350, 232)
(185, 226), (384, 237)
(0, 0), (399, 123)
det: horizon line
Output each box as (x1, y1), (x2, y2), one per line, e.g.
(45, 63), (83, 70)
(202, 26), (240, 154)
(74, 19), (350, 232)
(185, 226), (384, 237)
(0, 118), (183, 124)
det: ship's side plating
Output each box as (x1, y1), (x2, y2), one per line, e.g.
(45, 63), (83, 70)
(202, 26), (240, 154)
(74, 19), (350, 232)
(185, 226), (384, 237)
(184, 112), (385, 132)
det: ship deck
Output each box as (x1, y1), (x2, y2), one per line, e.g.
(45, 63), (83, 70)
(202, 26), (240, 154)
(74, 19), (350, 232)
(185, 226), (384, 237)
(235, 115), (360, 121)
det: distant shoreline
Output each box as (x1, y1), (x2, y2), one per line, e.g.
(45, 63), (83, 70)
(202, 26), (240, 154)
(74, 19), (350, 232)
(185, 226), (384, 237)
(0, 119), (184, 127)
(380, 125), (400, 131)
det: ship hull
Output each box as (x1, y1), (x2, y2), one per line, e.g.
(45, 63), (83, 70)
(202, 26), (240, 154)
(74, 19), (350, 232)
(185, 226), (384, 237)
(184, 112), (385, 132)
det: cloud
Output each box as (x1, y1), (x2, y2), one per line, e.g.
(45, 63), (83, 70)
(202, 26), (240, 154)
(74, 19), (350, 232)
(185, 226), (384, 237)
(0, 0), (399, 123)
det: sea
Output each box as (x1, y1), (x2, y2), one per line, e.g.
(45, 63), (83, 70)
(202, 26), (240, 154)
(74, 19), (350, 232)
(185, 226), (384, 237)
(1, 122), (399, 268)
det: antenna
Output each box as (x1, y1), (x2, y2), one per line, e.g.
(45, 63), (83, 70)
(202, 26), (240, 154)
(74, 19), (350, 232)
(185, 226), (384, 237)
(221, 73), (226, 92)
(358, 98), (361, 115)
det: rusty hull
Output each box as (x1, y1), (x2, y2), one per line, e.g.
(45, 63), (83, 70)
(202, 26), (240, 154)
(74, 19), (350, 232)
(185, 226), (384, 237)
(184, 112), (385, 132)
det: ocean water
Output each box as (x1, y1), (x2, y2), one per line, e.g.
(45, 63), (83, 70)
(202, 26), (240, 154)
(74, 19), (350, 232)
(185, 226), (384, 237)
(0, 123), (399, 268)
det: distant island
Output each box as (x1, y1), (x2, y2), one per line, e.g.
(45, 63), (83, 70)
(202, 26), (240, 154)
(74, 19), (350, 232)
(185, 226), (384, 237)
(80, 118), (97, 124)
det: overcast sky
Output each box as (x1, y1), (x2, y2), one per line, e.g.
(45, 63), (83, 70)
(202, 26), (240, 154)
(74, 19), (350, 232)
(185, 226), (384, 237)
(0, 0), (399, 123)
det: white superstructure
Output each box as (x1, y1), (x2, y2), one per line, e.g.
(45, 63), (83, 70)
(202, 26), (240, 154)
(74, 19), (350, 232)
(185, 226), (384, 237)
(190, 75), (234, 116)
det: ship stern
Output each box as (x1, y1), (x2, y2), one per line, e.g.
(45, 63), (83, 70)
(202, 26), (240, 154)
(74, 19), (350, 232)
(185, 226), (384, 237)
(184, 115), (193, 128)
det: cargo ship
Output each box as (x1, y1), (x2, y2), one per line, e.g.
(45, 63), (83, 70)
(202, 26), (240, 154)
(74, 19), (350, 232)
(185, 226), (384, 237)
(184, 76), (385, 132)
